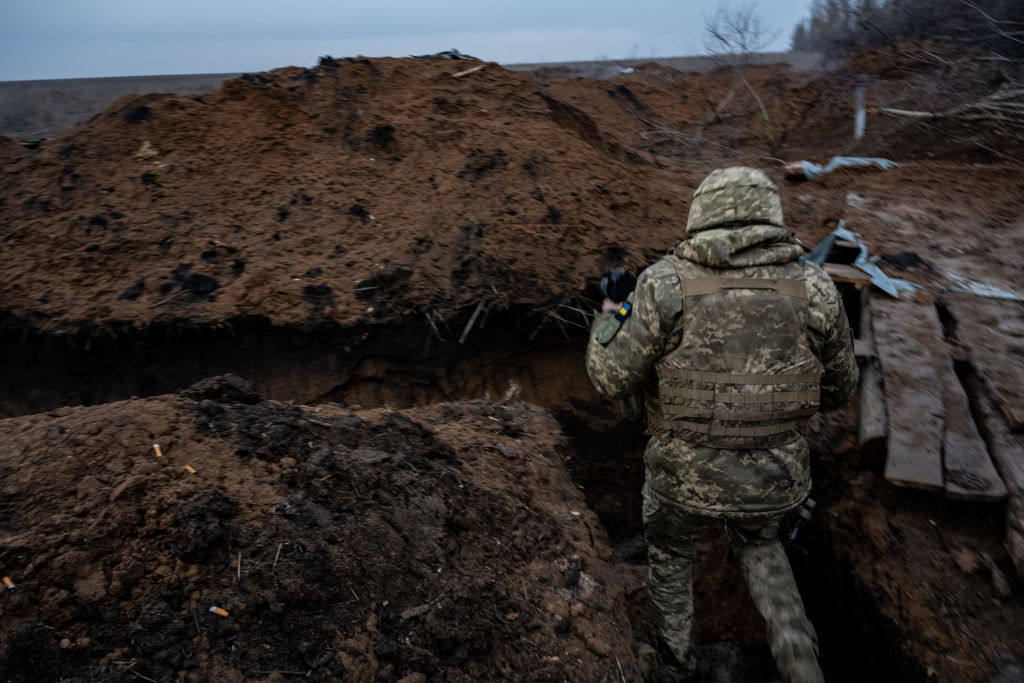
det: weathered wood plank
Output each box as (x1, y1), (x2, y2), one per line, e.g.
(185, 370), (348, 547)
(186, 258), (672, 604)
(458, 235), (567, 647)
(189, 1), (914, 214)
(853, 337), (875, 359)
(824, 262), (873, 285)
(857, 291), (886, 467)
(858, 358), (888, 470)
(875, 298), (1007, 499)
(1008, 498), (1024, 578)
(947, 294), (1024, 432)
(1008, 526), (1024, 578)
(942, 369), (1007, 502)
(961, 368), (1024, 499)
(873, 299), (946, 491)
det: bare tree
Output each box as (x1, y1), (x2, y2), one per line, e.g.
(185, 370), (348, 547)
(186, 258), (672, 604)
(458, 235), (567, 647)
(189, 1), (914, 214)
(792, 0), (1024, 63)
(703, 2), (779, 149)
(704, 2), (777, 66)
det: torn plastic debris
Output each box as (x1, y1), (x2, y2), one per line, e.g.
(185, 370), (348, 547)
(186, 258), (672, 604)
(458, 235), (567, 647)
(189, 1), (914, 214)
(794, 157), (899, 180)
(945, 272), (1024, 302)
(807, 222), (919, 298)
(412, 49), (470, 60)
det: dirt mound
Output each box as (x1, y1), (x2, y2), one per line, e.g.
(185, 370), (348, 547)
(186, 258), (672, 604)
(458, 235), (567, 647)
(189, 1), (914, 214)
(3, 53), (1021, 337)
(0, 135), (26, 163)
(0, 376), (636, 681)
(4, 47), (1024, 683)
(0, 57), (696, 334)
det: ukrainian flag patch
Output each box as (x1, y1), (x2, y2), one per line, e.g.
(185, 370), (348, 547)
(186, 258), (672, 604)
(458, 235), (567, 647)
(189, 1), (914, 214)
(596, 302), (632, 347)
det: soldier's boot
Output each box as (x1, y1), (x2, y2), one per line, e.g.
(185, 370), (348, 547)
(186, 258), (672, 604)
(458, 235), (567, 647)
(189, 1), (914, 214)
(637, 643), (696, 683)
(774, 637), (824, 683)
(638, 643), (659, 682)
(728, 518), (823, 683)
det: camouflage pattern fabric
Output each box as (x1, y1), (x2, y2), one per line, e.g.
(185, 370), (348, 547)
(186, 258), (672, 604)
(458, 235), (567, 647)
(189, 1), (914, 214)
(642, 485), (823, 683)
(686, 167), (784, 234)
(586, 223), (858, 516)
(645, 251), (824, 451)
(585, 167), (856, 682)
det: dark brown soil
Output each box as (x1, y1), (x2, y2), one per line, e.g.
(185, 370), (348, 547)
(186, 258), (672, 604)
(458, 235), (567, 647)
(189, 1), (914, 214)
(2, 48), (1024, 683)
(3, 52), (1021, 336)
(801, 401), (1024, 682)
(0, 376), (636, 682)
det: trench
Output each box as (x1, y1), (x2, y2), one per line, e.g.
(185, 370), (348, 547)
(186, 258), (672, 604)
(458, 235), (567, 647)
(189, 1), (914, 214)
(0, 308), (916, 681)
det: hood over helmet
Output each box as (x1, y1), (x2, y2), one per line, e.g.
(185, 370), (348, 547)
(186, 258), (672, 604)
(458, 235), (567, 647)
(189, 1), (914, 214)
(686, 166), (784, 234)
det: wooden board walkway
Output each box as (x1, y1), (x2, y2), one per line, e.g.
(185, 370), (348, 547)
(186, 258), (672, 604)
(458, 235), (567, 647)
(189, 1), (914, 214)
(856, 291), (886, 469)
(873, 299), (945, 491)
(961, 367), (1024, 574)
(873, 298), (1006, 500)
(961, 368), (1024, 500)
(946, 294), (1024, 432)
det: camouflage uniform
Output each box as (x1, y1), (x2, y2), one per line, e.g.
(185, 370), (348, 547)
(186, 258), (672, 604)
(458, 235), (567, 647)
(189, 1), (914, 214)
(586, 168), (858, 683)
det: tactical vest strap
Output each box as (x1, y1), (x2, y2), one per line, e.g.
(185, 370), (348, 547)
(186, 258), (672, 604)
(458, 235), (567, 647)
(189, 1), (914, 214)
(654, 404), (819, 421)
(658, 368), (821, 385)
(649, 257), (822, 448)
(658, 387), (821, 403)
(649, 414), (810, 438)
(681, 277), (807, 299)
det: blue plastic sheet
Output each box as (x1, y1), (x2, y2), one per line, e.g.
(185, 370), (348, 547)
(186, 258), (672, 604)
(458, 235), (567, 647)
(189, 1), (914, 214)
(807, 222), (918, 299)
(801, 156), (899, 180)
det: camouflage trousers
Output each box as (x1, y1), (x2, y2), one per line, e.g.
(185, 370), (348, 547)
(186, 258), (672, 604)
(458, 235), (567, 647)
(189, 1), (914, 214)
(642, 485), (821, 682)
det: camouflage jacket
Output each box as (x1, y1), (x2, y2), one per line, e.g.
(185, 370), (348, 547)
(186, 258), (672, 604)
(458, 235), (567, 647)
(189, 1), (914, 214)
(586, 225), (858, 517)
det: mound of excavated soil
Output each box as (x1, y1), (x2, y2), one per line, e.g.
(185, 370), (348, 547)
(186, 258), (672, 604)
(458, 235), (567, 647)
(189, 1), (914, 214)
(4, 49), (1024, 683)
(3, 54), (1022, 338)
(0, 57), (697, 334)
(0, 376), (636, 682)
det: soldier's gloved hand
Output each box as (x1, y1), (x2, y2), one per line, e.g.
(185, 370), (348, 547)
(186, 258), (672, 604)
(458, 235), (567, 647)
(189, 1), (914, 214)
(600, 267), (638, 305)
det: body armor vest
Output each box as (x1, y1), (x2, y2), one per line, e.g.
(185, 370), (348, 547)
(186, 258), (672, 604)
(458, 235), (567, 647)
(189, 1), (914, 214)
(646, 255), (823, 449)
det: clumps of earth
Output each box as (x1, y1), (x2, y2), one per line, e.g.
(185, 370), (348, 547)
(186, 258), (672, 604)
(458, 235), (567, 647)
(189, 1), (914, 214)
(0, 376), (636, 682)
(3, 44), (1024, 683)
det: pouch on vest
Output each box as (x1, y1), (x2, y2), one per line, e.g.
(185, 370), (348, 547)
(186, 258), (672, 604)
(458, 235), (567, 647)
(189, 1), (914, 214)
(595, 302), (632, 347)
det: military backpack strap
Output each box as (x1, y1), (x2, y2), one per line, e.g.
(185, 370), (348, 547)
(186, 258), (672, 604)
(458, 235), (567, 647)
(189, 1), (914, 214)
(681, 277), (807, 299)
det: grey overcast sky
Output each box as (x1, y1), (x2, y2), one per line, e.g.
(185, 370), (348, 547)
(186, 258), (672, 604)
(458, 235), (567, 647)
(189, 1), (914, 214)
(0, 0), (811, 81)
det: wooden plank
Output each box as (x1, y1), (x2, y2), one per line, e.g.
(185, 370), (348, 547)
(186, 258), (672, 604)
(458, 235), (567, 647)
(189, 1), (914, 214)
(873, 298), (946, 491)
(857, 291), (887, 468)
(451, 64), (486, 78)
(1008, 525), (1024, 578)
(942, 367), (1007, 502)
(946, 294), (1024, 431)
(961, 368), (1024, 499)
(874, 298), (1006, 500)
(824, 262), (872, 285)
(853, 337), (875, 359)
(1008, 497), (1024, 577)
(858, 285), (874, 347)
(858, 357), (888, 470)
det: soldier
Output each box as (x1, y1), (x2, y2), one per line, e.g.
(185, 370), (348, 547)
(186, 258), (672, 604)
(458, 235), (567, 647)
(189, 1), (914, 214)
(586, 167), (858, 683)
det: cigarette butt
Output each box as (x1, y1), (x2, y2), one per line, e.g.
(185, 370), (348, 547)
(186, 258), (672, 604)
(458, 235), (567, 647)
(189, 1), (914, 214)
(209, 606), (229, 617)
(184, 465), (196, 474)
(3, 577), (14, 591)
(153, 443), (163, 458)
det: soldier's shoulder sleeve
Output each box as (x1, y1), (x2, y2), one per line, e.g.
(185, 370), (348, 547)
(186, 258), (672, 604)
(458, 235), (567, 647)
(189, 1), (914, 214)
(585, 260), (681, 399)
(801, 260), (858, 410)
(801, 260), (838, 332)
